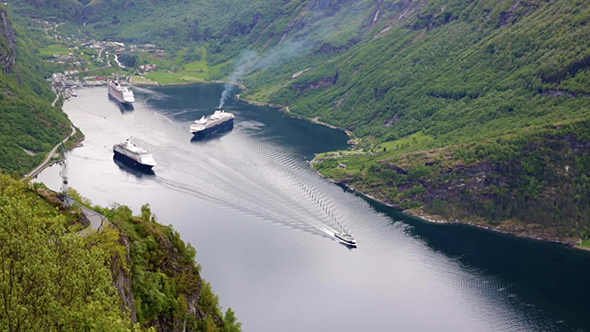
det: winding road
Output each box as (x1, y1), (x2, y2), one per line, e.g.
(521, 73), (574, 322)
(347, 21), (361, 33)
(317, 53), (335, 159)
(28, 87), (110, 235)
(78, 204), (112, 235)
(25, 90), (78, 179)
(25, 125), (77, 179)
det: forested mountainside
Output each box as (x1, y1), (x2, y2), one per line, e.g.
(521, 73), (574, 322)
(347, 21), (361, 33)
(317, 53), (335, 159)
(11, 0), (590, 244)
(0, 174), (241, 331)
(0, 5), (71, 175)
(12, 0), (590, 137)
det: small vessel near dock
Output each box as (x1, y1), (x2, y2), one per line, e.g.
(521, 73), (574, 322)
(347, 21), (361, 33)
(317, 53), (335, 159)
(108, 81), (135, 105)
(70, 89), (77, 97)
(190, 109), (234, 137)
(113, 139), (156, 169)
(335, 232), (357, 247)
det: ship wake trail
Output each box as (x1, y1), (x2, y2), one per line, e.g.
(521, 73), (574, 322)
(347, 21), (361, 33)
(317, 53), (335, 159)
(131, 86), (169, 101)
(152, 132), (352, 241)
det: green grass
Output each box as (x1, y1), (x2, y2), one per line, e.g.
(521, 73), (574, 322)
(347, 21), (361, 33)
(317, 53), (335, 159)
(208, 60), (231, 79)
(134, 49), (219, 83)
(580, 239), (590, 249)
(173, 48), (187, 66)
(130, 75), (157, 85)
(314, 151), (373, 179)
(381, 132), (435, 152)
(183, 60), (210, 79)
(72, 66), (118, 77)
(145, 71), (205, 84)
(39, 44), (70, 56)
(184, 60), (208, 72)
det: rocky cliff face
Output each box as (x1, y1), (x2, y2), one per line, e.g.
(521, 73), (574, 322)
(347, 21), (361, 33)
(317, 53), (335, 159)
(110, 223), (221, 330)
(0, 8), (20, 83)
(105, 210), (227, 332)
(111, 230), (138, 323)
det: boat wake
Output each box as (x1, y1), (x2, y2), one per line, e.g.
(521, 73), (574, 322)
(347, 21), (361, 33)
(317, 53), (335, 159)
(136, 132), (353, 242)
(130, 85), (169, 101)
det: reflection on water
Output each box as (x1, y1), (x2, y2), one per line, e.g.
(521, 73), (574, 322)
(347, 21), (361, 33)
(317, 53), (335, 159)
(34, 85), (590, 332)
(113, 156), (155, 178)
(108, 95), (135, 113)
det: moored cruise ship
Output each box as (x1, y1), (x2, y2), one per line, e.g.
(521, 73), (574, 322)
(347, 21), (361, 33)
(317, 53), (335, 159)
(113, 139), (156, 169)
(108, 81), (135, 104)
(190, 109), (234, 137)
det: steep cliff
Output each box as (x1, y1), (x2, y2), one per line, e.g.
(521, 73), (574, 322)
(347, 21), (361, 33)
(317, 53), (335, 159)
(96, 204), (233, 332)
(0, 8), (18, 79)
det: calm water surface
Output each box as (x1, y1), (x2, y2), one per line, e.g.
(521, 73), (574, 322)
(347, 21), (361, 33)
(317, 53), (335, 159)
(37, 85), (590, 332)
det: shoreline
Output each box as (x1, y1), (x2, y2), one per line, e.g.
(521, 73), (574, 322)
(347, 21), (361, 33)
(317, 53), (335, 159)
(25, 125), (80, 180)
(235, 94), (355, 142)
(130, 78), (353, 140)
(313, 168), (589, 252)
(66, 81), (589, 253)
(133, 79), (246, 90)
(234, 89), (588, 252)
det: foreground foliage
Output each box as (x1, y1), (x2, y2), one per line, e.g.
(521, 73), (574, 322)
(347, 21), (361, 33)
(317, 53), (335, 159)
(94, 203), (241, 332)
(0, 173), (137, 331)
(0, 173), (242, 331)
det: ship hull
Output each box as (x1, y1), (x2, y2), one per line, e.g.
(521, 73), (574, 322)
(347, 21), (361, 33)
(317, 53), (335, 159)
(113, 156), (155, 176)
(113, 150), (154, 170)
(191, 118), (234, 137)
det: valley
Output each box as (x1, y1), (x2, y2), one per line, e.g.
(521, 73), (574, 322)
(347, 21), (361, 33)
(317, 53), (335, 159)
(1, 0), (590, 330)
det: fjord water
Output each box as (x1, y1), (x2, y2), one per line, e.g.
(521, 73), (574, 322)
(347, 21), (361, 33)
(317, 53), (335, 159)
(37, 85), (590, 332)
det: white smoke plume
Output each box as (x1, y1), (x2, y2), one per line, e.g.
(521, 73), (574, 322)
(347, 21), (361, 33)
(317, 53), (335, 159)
(217, 41), (306, 108)
(218, 83), (233, 108)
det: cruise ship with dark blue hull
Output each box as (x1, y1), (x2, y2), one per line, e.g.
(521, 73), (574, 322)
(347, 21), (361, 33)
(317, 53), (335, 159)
(113, 151), (154, 170)
(113, 155), (155, 176)
(192, 119), (234, 137)
(190, 110), (235, 137)
(112, 139), (157, 170)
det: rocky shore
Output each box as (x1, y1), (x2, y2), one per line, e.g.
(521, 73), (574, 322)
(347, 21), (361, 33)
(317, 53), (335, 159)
(318, 173), (588, 252)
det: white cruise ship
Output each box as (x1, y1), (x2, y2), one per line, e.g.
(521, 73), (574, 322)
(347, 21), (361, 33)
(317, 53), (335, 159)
(108, 81), (135, 104)
(190, 109), (235, 137)
(112, 139), (156, 169)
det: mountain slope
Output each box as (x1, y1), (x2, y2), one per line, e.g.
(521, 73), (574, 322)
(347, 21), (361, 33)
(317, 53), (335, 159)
(0, 5), (72, 175)
(13, 0), (590, 244)
(269, 0), (590, 138)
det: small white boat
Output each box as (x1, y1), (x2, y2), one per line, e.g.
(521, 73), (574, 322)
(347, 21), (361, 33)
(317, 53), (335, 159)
(335, 232), (357, 247)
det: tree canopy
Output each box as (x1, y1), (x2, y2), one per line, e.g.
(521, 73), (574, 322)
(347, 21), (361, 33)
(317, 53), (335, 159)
(0, 173), (137, 331)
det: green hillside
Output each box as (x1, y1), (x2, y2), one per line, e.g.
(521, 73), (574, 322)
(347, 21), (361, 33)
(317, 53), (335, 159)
(11, 0), (590, 243)
(0, 174), (242, 331)
(0, 6), (72, 175)
(271, 0), (590, 138)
